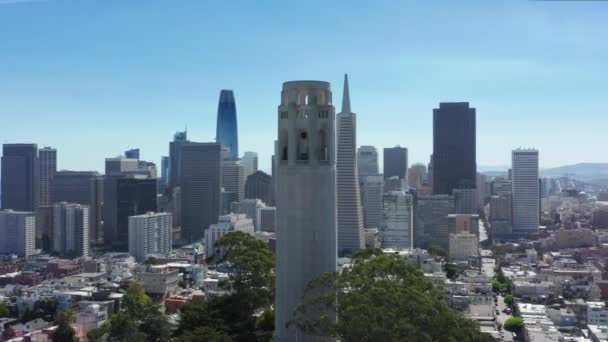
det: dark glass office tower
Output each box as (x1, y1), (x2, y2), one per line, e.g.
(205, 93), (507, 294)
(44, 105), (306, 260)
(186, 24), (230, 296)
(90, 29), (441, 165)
(169, 130), (188, 190)
(52, 171), (104, 244)
(180, 142), (222, 242)
(216, 90), (239, 160)
(1, 144), (39, 211)
(432, 102), (476, 195)
(383, 146), (408, 180)
(124, 148), (140, 160)
(105, 177), (157, 251)
(38, 147), (57, 207)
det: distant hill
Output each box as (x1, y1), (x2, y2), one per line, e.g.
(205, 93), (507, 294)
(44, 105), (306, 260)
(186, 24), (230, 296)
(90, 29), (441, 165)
(541, 163), (608, 182)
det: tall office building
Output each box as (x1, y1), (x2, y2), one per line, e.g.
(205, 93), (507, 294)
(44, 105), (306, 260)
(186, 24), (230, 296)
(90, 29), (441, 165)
(128, 212), (172, 262)
(0, 210), (36, 257)
(241, 152), (259, 178)
(245, 171), (274, 206)
(383, 146), (408, 181)
(357, 145), (379, 179)
(275, 81), (337, 341)
(476, 173), (488, 209)
(336, 74), (365, 255)
(216, 90), (239, 161)
(231, 198), (267, 231)
(380, 191), (414, 249)
(103, 156), (155, 250)
(38, 147), (57, 207)
(408, 163), (427, 190)
(414, 194), (454, 250)
(512, 149), (540, 237)
(124, 148), (140, 160)
(169, 130), (188, 190)
(432, 102), (476, 195)
(362, 175), (384, 229)
(180, 142), (222, 242)
(35, 205), (53, 250)
(453, 188), (478, 214)
(1, 144), (39, 212)
(51, 171), (103, 243)
(160, 156), (169, 193)
(221, 160), (246, 202)
(52, 202), (90, 258)
(259, 207), (276, 233)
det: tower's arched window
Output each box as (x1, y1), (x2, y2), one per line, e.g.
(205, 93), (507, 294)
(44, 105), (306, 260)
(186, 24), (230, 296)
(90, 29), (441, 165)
(318, 128), (328, 161)
(280, 129), (288, 161)
(297, 130), (309, 161)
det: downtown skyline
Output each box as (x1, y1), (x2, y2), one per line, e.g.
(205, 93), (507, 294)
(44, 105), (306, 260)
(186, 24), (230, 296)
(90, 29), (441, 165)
(2, 1), (608, 172)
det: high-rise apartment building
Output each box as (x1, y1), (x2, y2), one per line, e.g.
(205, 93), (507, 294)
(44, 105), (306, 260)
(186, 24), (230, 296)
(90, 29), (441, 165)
(357, 145), (379, 179)
(512, 149), (540, 237)
(221, 160), (246, 202)
(244, 171), (274, 206)
(432, 102), (476, 195)
(414, 194), (454, 250)
(362, 175), (384, 229)
(408, 163), (427, 190)
(52, 202), (89, 258)
(180, 142), (222, 242)
(128, 212), (172, 262)
(336, 75), (365, 255)
(216, 90), (239, 160)
(38, 147), (57, 207)
(52, 171), (103, 244)
(380, 191), (414, 249)
(241, 152), (259, 178)
(383, 146), (408, 181)
(275, 81), (337, 341)
(0, 210), (36, 257)
(1, 144), (39, 212)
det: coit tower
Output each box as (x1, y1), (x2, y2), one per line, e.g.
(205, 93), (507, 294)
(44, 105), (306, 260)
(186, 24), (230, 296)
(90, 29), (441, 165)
(274, 81), (337, 341)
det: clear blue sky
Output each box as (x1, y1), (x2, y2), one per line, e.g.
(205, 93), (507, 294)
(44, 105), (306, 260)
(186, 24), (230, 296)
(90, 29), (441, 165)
(1, 0), (607, 173)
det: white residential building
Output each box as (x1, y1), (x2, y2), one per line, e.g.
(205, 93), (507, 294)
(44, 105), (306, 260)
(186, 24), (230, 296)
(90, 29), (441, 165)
(76, 304), (108, 340)
(449, 233), (478, 261)
(380, 191), (414, 249)
(231, 198), (268, 231)
(587, 302), (608, 326)
(0, 209), (35, 257)
(205, 213), (254, 257)
(128, 212), (172, 262)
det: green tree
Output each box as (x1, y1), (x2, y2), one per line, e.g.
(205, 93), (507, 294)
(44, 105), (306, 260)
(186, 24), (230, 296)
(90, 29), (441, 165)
(109, 313), (146, 342)
(176, 326), (233, 342)
(0, 303), (10, 318)
(123, 282), (152, 319)
(504, 294), (514, 306)
(139, 305), (172, 342)
(503, 317), (524, 333)
(52, 309), (78, 342)
(428, 245), (449, 259)
(290, 249), (494, 342)
(255, 308), (274, 342)
(216, 231), (275, 308)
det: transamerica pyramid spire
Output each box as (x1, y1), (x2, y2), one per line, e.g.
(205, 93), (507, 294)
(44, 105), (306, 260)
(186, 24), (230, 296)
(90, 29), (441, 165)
(341, 73), (351, 114)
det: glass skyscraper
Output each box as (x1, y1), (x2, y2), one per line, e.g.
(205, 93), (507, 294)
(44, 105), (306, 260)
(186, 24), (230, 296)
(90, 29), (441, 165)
(216, 89), (239, 161)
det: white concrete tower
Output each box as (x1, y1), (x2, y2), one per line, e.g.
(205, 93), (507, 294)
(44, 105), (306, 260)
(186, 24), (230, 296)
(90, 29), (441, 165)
(336, 74), (365, 255)
(275, 81), (337, 341)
